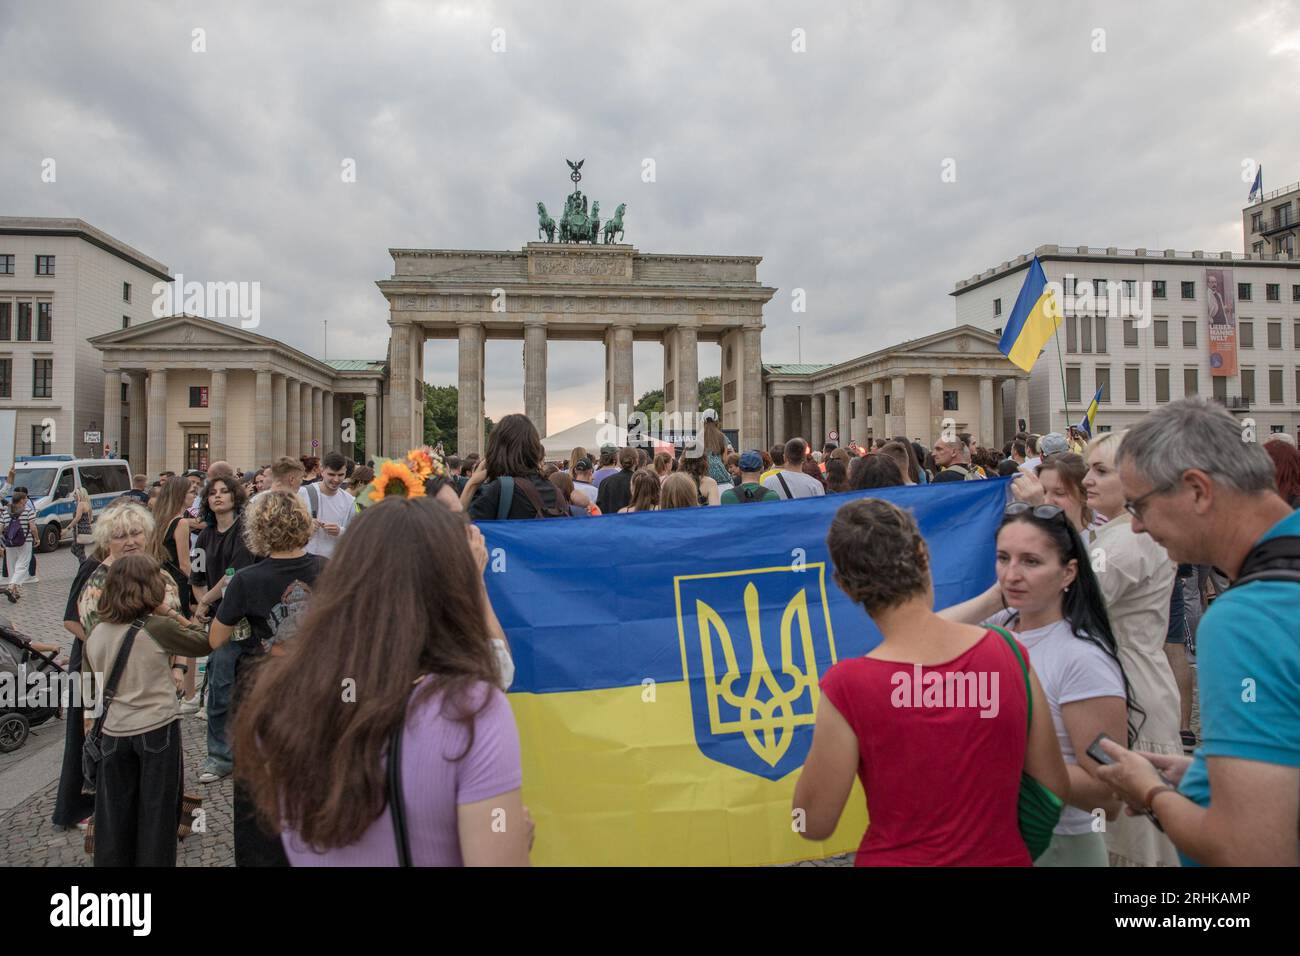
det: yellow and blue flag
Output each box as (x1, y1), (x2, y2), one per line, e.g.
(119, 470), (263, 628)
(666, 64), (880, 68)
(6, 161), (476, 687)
(479, 479), (1009, 866)
(1077, 384), (1103, 438)
(997, 257), (1060, 372)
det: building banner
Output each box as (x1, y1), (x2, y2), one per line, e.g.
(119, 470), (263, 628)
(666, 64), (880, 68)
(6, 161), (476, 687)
(480, 479), (1008, 866)
(1205, 267), (1238, 377)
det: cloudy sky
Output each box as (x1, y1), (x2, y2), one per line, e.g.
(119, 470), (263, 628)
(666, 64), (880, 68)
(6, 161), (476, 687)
(5, 0), (1299, 431)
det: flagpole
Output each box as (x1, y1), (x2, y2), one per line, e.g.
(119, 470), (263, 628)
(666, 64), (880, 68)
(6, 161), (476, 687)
(1052, 301), (1072, 434)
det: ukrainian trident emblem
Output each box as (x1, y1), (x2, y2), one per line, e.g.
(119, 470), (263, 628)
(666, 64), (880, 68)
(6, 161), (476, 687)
(674, 565), (838, 780)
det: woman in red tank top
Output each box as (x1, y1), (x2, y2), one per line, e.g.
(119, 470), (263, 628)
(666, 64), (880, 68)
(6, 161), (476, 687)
(793, 498), (1068, 866)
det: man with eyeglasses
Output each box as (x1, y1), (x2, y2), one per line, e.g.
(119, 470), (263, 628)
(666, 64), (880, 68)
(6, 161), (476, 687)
(1094, 396), (1300, 866)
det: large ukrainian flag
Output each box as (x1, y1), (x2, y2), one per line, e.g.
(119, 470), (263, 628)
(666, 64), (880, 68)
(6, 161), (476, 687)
(997, 257), (1060, 372)
(478, 479), (1009, 866)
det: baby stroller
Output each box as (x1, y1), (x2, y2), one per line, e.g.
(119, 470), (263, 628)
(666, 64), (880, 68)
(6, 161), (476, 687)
(0, 621), (66, 753)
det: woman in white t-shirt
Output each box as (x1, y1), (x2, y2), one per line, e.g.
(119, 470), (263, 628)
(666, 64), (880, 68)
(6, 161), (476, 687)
(943, 502), (1137, 866)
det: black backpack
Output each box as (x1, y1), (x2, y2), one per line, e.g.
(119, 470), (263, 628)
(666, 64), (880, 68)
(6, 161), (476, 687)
(734, 484), (769, 504)
(1226, 535), (1300, 589)
(495, 476), (571, 520)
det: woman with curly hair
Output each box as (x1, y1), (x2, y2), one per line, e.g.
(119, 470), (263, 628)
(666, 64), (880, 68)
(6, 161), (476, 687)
(793, 498), (1067, 866)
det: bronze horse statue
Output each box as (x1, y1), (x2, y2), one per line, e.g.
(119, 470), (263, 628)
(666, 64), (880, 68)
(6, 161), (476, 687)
(603, 203), (626, 244)
(537, 202), (556, 242)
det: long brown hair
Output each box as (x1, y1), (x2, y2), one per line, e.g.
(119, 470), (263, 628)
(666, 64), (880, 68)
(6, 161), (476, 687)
(97, 554), (165, 624)
(625, 468), (660, 512)
(231, 497), (500, 849)
(149, 476), (191, 560)
(485, 413), (545, 480)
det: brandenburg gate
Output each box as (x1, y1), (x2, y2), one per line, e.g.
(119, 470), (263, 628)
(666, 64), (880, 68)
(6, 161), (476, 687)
(377, 162), (776, 456)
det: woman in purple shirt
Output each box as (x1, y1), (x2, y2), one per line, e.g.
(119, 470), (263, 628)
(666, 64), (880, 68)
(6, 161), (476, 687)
(231, 496), (530, 866)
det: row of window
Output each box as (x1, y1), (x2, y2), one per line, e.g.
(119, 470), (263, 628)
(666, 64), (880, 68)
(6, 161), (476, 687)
(0, 255), (56, 276)
(0, 255), (135, 303)
(1064, 317), (1300, 353)
(1065, 365), (1297, 406)
(0, 358), (54, 398)
(993, 281), (1300, 318)
(0, 301), (54, 341)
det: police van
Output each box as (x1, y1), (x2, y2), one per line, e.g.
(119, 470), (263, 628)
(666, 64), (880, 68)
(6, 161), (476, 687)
(9, 456), (133, 552)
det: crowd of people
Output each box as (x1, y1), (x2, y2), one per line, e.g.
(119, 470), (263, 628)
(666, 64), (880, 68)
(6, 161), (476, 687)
(31, 396), (1300, 867)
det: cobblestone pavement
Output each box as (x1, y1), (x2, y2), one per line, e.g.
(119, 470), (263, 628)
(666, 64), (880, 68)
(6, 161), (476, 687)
(0, 546), (235, 867)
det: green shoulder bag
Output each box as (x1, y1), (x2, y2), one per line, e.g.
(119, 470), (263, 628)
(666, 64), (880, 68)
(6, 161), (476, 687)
(989, 624), (1063, 860)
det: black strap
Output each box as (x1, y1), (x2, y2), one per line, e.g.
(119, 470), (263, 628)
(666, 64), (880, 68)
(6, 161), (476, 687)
(776, 473), (793, 500)
(1229, 535), (1300, 589)
(495, 477), (514, 521)
(387, 700), (412, 867)
(90, 621), (143, 738)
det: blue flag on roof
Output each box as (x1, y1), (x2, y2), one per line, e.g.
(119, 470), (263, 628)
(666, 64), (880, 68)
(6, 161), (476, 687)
(476, 478), (1010, 866)
(1249, 165), (1263, 202)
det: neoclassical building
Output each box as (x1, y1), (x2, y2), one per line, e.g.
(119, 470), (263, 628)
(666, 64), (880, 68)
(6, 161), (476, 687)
(90, 315), (385, 475)
(763, 326), (1029, 449)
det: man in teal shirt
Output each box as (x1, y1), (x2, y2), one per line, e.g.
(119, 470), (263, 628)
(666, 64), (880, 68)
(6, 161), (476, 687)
(720, 451), (779, 505)
(1095, 397), (1299, 866)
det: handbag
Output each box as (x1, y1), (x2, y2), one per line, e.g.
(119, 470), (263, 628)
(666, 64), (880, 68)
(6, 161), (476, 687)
(386, 696), (413, 866)
(81, 620), (144, 796)
(989, 624), (1063, 860)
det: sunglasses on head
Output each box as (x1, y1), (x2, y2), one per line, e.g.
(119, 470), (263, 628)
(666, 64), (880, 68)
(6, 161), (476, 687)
(1003, 501), (1068, 524)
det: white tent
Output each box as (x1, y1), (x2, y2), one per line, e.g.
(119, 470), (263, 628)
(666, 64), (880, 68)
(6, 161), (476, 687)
(540, 418), (627, 461)
(540, 417), (674, 461)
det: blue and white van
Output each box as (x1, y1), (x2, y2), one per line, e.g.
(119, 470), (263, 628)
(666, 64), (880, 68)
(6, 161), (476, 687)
(8, 456), (133, 552)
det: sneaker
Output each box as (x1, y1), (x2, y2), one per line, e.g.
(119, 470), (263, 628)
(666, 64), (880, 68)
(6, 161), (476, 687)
(179, 693), (203, 715)
(197, 769), (230, 784)
(1180, 730), (1198, 753)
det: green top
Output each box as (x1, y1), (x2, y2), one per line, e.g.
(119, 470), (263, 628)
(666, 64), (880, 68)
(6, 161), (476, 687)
(720, 482), (779, 505)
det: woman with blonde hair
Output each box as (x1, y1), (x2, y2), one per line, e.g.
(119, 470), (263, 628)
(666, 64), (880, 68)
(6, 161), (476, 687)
(618, 469), (661, 513)
(659, 472), (699, 510)
(568, 446), (589, 476)
(652, 451), (674, 482)
(70, 486), (94, 563)
(1082, 429), (1182, 867)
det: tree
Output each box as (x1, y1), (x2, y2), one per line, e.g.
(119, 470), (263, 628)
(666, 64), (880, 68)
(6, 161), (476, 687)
(352, 385), (493, 461)
(697, 376), (722, 415)
(635, 378), (722, 418)
(635, 389), (664, 415)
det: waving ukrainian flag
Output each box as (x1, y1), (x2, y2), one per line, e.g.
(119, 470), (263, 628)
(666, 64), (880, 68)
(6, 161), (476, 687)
(478, 479), (1008, 866)
(1077, 384), (1104, 437)
(998, 257), (1061, 372)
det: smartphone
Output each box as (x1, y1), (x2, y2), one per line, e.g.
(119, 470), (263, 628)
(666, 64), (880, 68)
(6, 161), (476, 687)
(1086, 732), (1171, 831)
(1086, 731), (1117, 766)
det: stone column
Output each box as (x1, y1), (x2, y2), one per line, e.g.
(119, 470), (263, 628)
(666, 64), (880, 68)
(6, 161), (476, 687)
(102, 369), (122, 459)
(871, 380), (886, 441)
(742, 327), (763, 450)
(1015, 377), (1031, 433)
(410, 326), (425, 446)
(210, 369), (228, 464)
(523, 320), (547, 436)
(771, 395), (786, 446)
(678, 325), (699, 418)
(127, 372), (146, 471)
(311, 387), (324, 456)
(853, 384), (868, 446)
(605, 323), (635, 421)
(979, 376), (995, 449)
(823, 390), (838, 446)
(255, 370), (273, 465)
(299, 382), (312, 455)
(458, 322), (485, 457)
(286, 377), (300, 462)
(811, 392), (823, 447)
(364, 391), (379, 463)
(389, 322), (412, 453)
(269, 373), (285, 460)
(839, 385), (853, 446)
(930, 374), (945, 446)
(322, 390), (335, 455)
(146, 368), (168, 478)
(889, 375), (907, 438)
